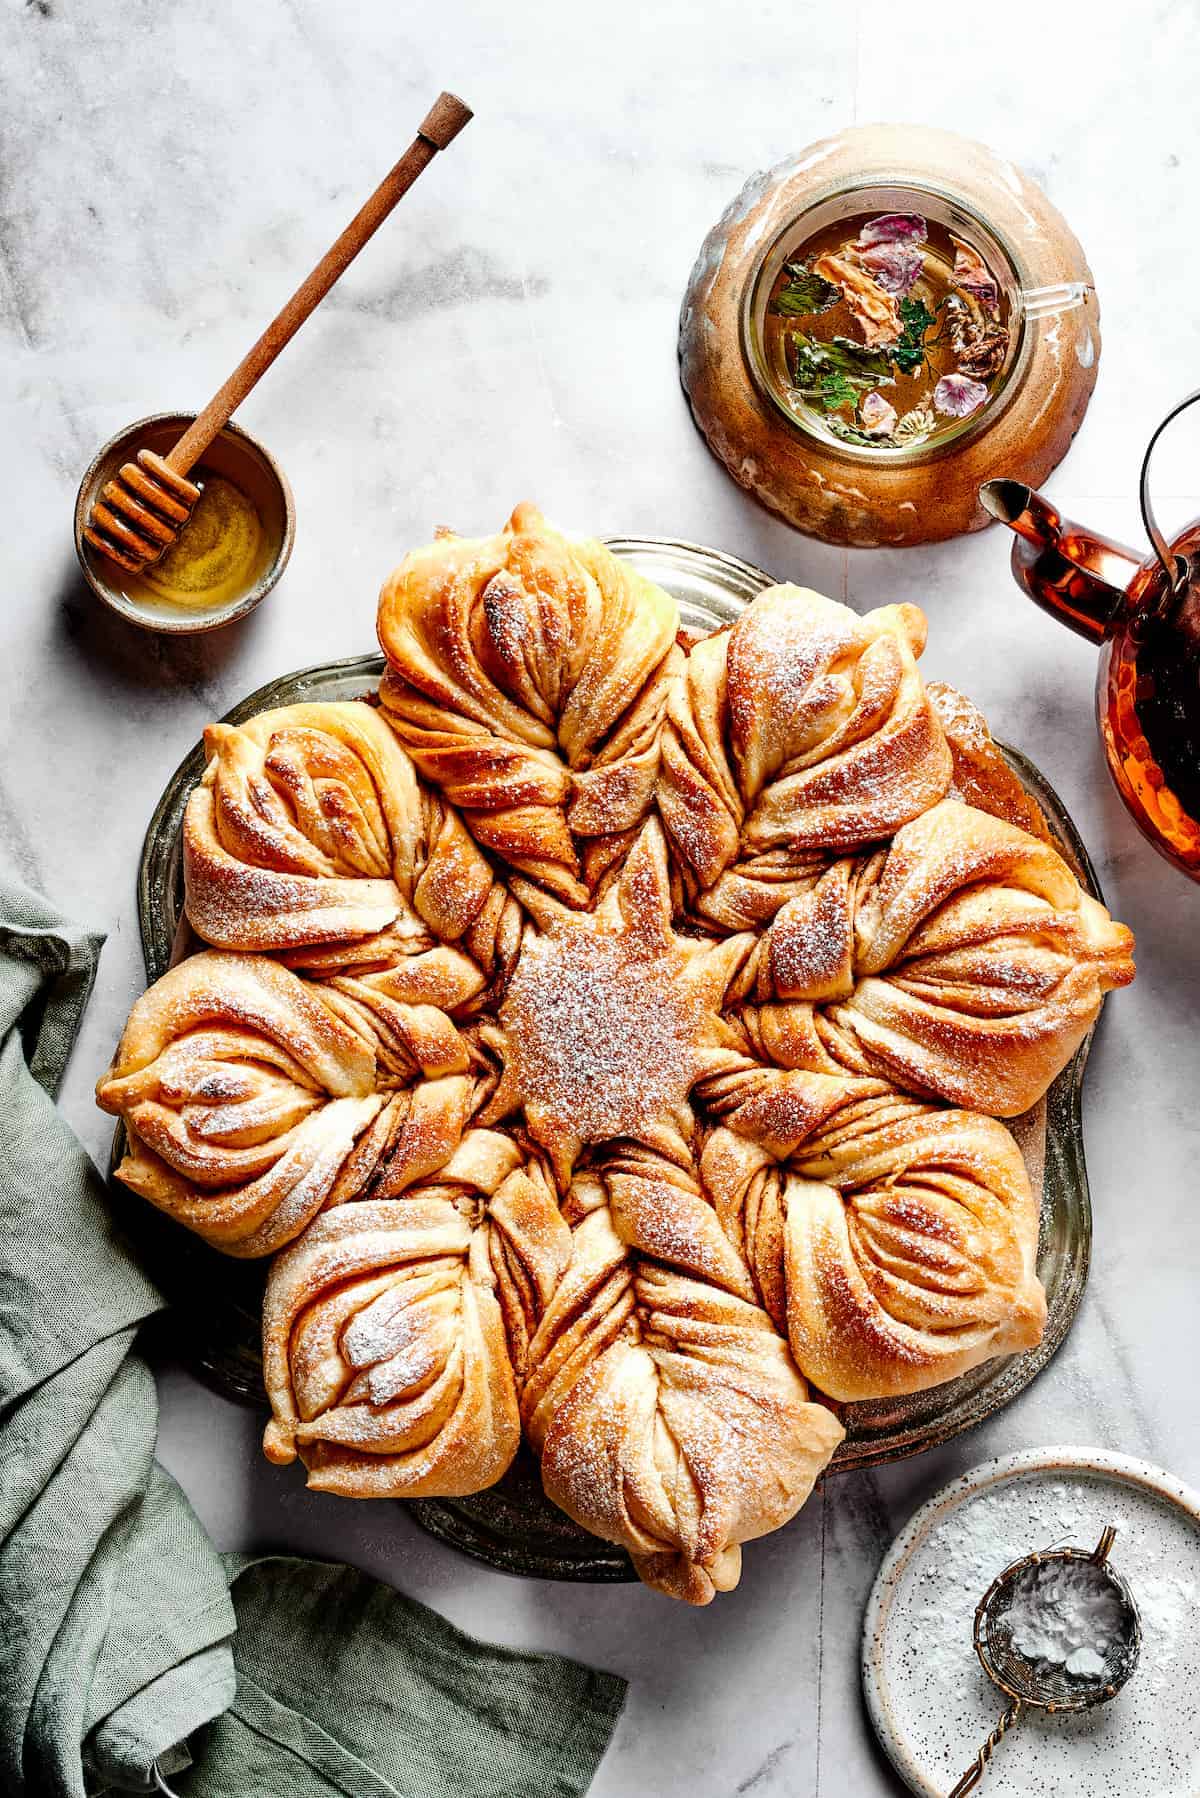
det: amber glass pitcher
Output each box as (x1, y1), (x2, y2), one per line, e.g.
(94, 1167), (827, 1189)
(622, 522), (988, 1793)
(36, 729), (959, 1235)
(982, 391), (1200, 880)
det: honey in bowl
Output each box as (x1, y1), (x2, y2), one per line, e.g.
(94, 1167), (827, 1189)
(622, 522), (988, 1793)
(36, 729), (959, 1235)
(118, 470), (268, 613)
(75, 413), (293, 633)
(761, 208), (1016, 454)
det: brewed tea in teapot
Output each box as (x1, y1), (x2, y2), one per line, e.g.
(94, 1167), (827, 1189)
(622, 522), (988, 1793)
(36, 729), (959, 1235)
(982, 391), (1200, 880)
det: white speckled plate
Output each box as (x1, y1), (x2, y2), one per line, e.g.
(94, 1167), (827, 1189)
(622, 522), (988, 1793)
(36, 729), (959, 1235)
(862, 1448), (1200, 1798)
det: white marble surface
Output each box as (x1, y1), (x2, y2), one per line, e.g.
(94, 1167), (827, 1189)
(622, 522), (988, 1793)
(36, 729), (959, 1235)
(3, 1), (1199, 1792)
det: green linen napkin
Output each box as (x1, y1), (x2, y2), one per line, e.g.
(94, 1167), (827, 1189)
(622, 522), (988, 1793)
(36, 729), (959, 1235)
(0, 868), (626, 1798)
(0, 870), (236, 1798)
(176, 1556), (625, 1798)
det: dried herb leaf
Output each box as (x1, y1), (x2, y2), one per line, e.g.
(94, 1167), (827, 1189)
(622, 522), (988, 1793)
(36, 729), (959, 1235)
(818, 370), (862, 413)
(772, 263), (841, 317)
(957, 331), (1007, 379)
(889, 297), (937, 374)
(824, 415), (887, 446)
(949, 298), (1010, 379)
(790, 335), (893, 388)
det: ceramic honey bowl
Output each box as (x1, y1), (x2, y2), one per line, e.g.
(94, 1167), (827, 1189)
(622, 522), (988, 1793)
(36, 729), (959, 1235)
(74, 414), (295, 635)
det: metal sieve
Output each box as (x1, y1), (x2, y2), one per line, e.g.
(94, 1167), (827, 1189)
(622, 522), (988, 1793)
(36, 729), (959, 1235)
(948, 1525), (1141, 1796)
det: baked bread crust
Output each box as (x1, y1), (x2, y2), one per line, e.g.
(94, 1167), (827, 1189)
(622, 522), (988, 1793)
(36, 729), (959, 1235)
(97, 505), (1134, 1602)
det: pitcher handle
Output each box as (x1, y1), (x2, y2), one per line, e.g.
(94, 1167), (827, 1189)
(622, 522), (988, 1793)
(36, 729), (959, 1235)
(1140, 387), (1200, 602)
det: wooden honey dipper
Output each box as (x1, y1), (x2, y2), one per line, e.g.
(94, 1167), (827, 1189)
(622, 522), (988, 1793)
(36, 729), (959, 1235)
(83, 91), (472, 574)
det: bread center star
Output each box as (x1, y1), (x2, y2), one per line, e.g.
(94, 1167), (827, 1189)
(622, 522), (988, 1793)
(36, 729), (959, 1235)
(500, 914), (715, 1175)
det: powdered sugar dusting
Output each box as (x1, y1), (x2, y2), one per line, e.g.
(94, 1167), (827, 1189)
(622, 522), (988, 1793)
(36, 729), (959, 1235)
(502, 925), (704, 1148)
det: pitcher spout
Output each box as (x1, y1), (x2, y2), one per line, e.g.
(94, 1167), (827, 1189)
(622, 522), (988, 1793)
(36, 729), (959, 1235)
(980, 480), (1062, 549)
(980, 479), (1140, 644)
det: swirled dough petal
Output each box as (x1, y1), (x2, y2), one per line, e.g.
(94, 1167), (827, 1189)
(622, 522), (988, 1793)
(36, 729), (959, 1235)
(659, 585), (951, 901)
(96, 953), (479, 1253)
(787, 1103), (1046, 1398)
(702, 1096), (1045, 1402)
(377, 504), (680, 903)
(96, 953), (383, 1254)
(751, 800), (1135, 1114)
(184, 702), (426, 955)
(261, 1133), (571, 1496)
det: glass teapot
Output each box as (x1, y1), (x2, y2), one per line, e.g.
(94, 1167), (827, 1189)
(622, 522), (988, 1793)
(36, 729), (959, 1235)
(981, 392), (1200, 880)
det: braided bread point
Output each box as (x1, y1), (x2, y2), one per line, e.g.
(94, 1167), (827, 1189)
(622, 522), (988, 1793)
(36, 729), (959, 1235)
(523, 1144), (844, 1603)
(926, 681), (1056, 842)
(377, 503), (681, 905)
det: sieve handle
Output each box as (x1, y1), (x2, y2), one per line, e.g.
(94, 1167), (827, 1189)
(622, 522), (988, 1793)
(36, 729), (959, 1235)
(947, 1699), (1022, 1798)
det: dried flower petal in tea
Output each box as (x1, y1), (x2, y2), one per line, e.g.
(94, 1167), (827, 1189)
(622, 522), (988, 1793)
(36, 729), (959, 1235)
(811, 252), (902, 347)
(952, 236), (1001, 315)
(858, 240), (924, 295)
(857, 213), (927, 247)
(934, 372), (989, 417)
(860, 391), (898, 435)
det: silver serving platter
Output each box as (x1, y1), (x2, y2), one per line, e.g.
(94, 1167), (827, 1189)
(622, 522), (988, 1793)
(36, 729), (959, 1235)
(118, 538), (1098, 1583)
